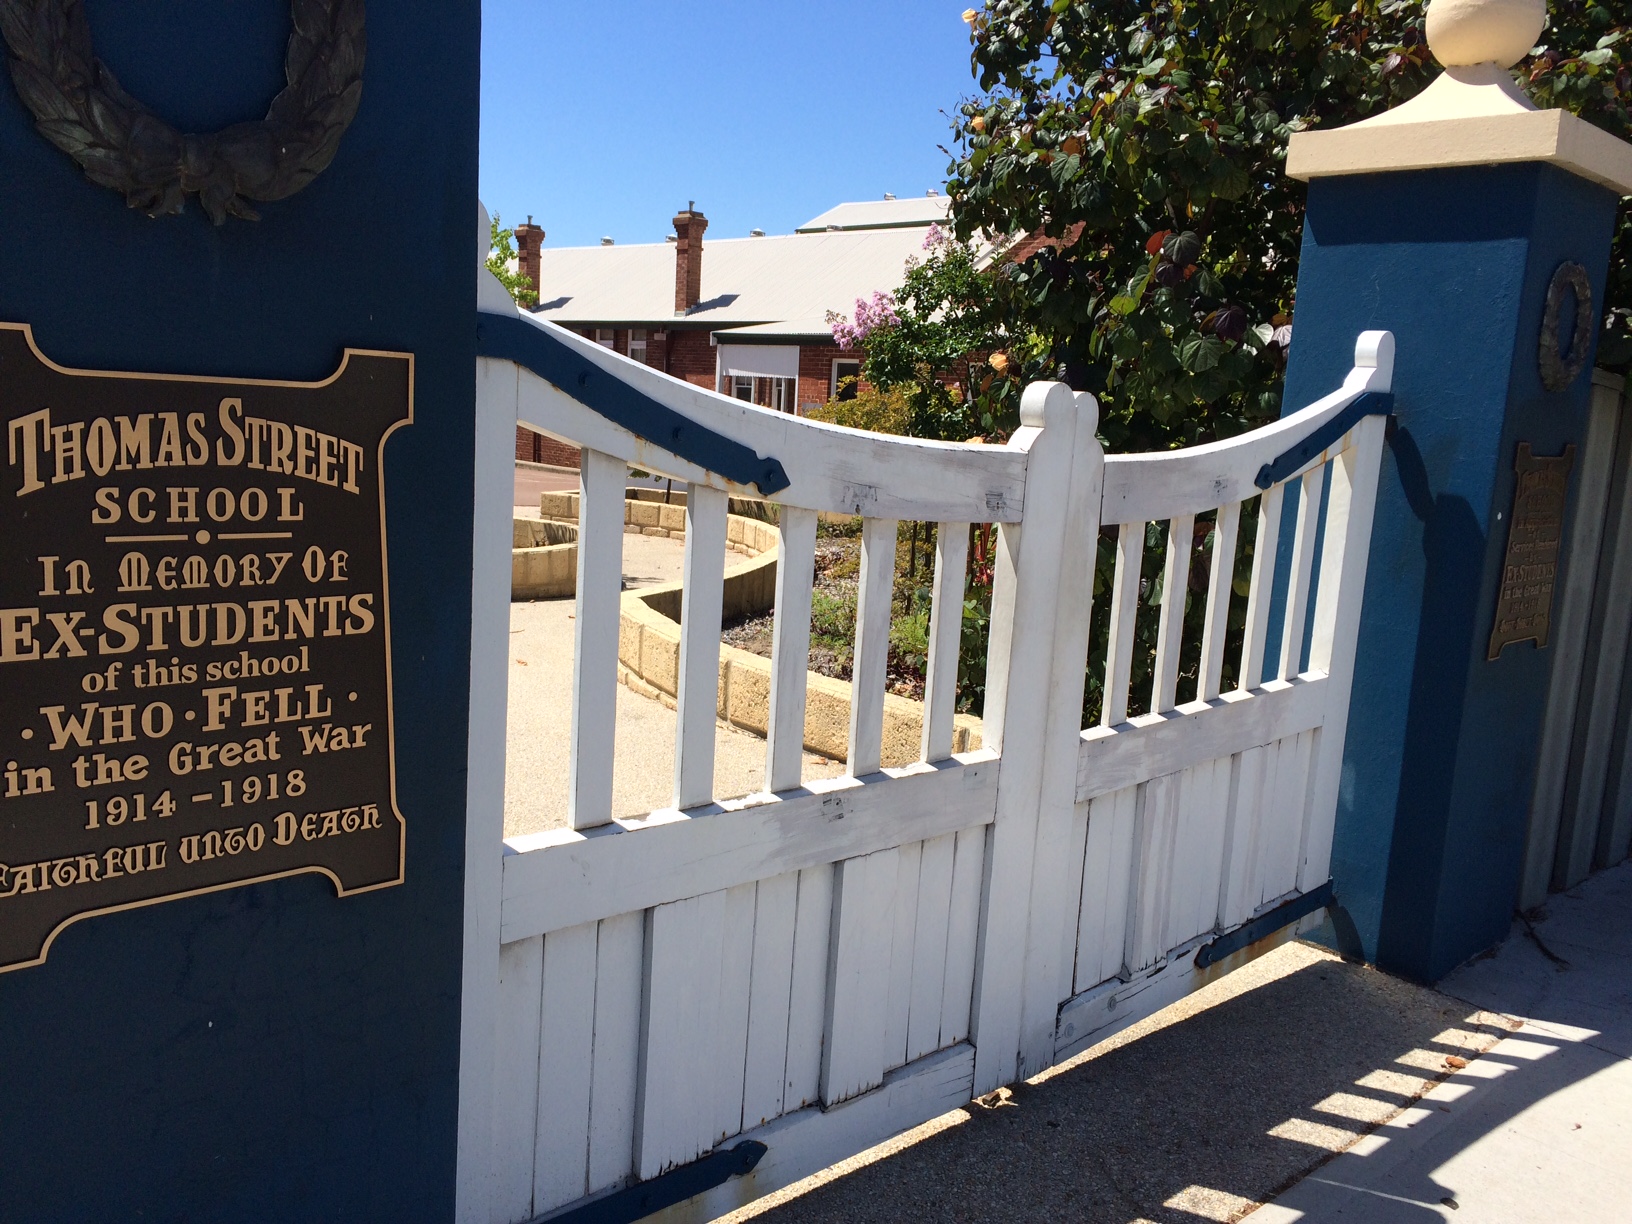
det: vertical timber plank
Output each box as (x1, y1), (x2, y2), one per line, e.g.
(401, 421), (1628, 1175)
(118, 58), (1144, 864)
(1103, 521), (1145, 726)
(1200, 502), (1242, 702)
(533, 922), (598, 1213)
(922, 523), (971, 763)
(906, 832), (956, 1063)
(1126, 776), (1179, 973)
(490, 936), (543, 1224)
(1263, 731), (1313, 905)
(586, 913), (643, 1196)
(1056, 801), (1091, 1007)
(1152, 515), (1195, 713)
(940, 826), (985, 1046)
(675, 485), (729, 809)
(1299, 415), (1386, 892)
(848, 517), (899, 776)
(635, 890), (726, 1179)
(767, 507), (818, 792)
(1218, 746), (1269, 928)
(1278, 467), (1327, 682)
(883, 841), (922, 1071)
(1075, 785), (1137, 992)
(783, 864), (834, 1111)
(569, 449), (627, 829)
(1239, 484), (1285, 691)
(741, 872), (799, 1129)
(821, 849), (899, 1105)
(712, 882), (757, 1145)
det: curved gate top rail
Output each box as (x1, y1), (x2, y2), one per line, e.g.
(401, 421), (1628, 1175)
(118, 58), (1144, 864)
(463, 249), (1395, 1224)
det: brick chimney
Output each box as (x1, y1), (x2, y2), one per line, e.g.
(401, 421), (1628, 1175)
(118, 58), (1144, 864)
(672, 202), (707, 314)
(514, 216), (544, 298)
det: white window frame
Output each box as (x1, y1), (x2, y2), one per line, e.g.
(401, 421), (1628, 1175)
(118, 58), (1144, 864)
(629, 328), (648, 365)
(593, 328), (616, 350)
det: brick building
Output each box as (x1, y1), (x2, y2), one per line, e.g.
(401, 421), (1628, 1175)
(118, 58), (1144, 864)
(511, 195), (959, 468)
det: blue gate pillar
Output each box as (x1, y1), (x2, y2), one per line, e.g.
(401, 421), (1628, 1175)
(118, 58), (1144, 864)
(1280, 0), (1631, 981)
(0, 5), (481, 1220)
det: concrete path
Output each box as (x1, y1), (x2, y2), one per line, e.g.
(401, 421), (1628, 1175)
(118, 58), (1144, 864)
(1253, 860), (1632, 1224)
(722, 863), (1632, 1223)
(504, 530), (842, 838)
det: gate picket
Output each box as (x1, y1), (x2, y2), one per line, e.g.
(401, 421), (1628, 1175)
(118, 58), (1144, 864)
(742, 871), (799, 1129)
(939, 826), (985, 1046)
(883, 841), (923, 1072)
(783, 864), (834, 1110)
(821, 848), (900, 1105)
(636, 891), (727, 1179)
(906, 832), (956, 1063)
(587, 912), (642, 1196)
(491, 936), (542, 1224)
(1074, 785), (1137, 993)
(713, 883), (758, 1145)
(534, 921), (597, 1211)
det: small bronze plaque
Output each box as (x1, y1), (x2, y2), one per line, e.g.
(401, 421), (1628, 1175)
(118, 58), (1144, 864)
(0, 323), (411, 972)
(1488, 442), (1575, 661)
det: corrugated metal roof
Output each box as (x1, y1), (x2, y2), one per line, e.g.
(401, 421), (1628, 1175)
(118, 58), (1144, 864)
(532, 225), (938, 331)
(795, 195), (951, 232)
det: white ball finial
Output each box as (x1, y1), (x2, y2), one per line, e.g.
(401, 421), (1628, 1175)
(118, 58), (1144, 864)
(1426, 0), (1546, 69)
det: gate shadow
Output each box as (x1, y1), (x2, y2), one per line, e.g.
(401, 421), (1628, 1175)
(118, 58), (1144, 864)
(717, 938), (1603, 1224)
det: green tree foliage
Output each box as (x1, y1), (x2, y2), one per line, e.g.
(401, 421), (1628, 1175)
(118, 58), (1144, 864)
(486, 214), (538, 307)
(845, 228), (1011, 439)
(947, 0), (1630, 455)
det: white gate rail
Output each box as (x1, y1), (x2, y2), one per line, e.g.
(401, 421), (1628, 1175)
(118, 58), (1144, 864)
(460, 243), (1392, 1223)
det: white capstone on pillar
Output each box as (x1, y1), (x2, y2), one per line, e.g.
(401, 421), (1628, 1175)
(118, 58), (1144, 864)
(1287, 0), (1632, 192)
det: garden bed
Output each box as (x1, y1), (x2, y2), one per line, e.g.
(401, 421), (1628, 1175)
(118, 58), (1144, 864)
(722, 519), (971, 707)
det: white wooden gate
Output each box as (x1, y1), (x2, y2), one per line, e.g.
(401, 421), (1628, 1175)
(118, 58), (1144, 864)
(457, 243), (1392, 1223)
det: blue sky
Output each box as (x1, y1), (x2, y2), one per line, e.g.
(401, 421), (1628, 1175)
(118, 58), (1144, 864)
(479, 1), (981, 248)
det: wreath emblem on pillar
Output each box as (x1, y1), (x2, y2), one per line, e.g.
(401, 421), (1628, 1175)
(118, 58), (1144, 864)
(0, 0), (365, 224)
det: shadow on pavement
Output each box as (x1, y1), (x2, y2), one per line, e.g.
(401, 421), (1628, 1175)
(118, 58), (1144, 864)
(718, 917), (1626, 1224)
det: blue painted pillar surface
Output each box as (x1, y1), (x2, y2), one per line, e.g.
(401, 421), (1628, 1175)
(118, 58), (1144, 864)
(0, 3), (480, 1219)
(1283, 163), (1619, 982)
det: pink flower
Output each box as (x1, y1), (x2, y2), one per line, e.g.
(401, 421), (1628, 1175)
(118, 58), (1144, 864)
(827, 290), (898, 348)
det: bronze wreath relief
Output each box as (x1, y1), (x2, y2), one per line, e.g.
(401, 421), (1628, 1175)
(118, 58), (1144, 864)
(0, 0), (364, 224)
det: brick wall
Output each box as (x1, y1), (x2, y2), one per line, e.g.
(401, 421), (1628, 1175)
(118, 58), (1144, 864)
(515, 425), (581, 469)
(666, 327), (717, 390)
(797, 342), (866, 411)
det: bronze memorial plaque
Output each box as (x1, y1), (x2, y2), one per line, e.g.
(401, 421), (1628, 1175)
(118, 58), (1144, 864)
(0, 323), (411, 972)
(1488, 442), (1575, 661)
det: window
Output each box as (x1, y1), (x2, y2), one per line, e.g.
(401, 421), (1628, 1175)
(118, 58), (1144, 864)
(593, 328), (615, 349)
(720, 374), (798, 413)
(832, 359), (861, 401)
(629, 328), (648, 365)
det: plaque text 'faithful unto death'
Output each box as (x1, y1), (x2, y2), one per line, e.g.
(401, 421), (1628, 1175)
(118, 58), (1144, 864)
(0, 325), (411, 972)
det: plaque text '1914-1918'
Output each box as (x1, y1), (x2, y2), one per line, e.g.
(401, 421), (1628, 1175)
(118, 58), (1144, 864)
(0, 324), (410, 972)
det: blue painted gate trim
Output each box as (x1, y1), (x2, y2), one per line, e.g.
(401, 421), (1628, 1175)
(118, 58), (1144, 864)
(1193, 881), (1335, 969)
(1255, 392), (1392, 490)
(478, 312), (791, 496)
(537, 1141), (767, 1224)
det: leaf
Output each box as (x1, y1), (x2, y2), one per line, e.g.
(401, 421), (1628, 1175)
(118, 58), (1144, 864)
(1109, 294), (1139, 316)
